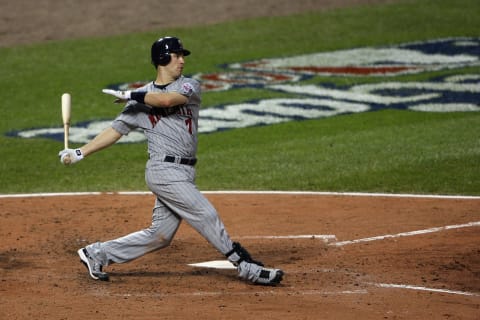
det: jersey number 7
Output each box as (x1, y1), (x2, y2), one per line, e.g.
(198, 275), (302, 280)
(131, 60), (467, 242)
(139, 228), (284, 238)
(185, 118), (193, 135)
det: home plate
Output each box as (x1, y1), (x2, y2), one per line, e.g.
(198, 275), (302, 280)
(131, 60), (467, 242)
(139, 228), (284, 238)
(188, 260), (237, 270)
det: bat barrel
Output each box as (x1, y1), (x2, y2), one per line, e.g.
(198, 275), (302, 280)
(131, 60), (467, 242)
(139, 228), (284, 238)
(62, 93), (71, 149)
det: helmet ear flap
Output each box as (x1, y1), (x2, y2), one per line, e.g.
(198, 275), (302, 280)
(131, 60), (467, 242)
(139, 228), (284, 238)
(157, 53), (171, 66)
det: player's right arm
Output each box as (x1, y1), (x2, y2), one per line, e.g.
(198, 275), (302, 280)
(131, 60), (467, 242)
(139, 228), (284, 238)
(59, 126), (122, 165)
(79, 127), (122, 157)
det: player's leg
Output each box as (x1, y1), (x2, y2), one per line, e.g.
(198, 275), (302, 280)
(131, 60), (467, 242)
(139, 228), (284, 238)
(153, 176), (283, 285)
(146, 163), (234, 253)
(90, 198), (181, 264)
(78, 198), (181, 280)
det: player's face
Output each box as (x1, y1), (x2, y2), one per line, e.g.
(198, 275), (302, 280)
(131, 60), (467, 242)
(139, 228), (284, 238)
(167, 53), (185, 78)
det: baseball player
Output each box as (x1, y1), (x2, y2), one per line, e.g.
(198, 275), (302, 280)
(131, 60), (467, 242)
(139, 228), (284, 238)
(58, 36), (283, 286)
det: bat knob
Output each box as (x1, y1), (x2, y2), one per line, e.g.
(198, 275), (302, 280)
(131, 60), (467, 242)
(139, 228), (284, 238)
(62, 154), (72, 165)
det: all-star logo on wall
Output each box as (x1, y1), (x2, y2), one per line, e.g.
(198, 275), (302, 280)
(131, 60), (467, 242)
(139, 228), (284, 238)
(8, 37), (480, 143)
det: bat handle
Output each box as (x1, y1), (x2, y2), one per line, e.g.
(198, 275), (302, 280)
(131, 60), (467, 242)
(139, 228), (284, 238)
(63, 124), (69, 149)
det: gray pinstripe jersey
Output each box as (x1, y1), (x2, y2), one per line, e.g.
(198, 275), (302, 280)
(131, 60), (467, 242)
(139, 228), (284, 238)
(86, 75), (234, 264)
(111, 75), (201, 158)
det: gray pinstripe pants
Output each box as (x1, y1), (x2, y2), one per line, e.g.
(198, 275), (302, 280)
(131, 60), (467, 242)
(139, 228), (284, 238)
(87, 161), (233, 266)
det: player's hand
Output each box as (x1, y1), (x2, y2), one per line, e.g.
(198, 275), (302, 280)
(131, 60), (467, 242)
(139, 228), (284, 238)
(102, 89), (131, 102)
(58, 148), (84, 165)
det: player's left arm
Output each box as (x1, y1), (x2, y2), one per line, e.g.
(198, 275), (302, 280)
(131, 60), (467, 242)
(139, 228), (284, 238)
(102, 89), (187, 108)
(144, 92), (187, 108)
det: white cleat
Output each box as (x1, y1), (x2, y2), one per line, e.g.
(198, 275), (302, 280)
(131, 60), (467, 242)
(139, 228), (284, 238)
(77, 248), (109, 281)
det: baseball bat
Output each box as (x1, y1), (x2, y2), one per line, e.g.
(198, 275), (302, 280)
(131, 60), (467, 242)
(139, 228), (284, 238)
(61, 93), (71, 149)
(61, 93), (72, 164)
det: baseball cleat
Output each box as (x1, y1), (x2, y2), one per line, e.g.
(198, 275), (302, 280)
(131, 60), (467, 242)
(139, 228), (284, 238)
(77, 248), (109, 281)
(257, 269), (284, 285)
(237, 261), (284, 286)
(256, 268), (284, 286)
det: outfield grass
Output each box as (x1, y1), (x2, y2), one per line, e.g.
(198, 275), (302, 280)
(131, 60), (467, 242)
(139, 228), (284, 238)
(0, 0), (479, 195)
(196, 110), (480, 195)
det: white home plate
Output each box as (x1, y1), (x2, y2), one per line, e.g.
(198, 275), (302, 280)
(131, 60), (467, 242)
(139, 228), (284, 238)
(188, 260), (236, 270)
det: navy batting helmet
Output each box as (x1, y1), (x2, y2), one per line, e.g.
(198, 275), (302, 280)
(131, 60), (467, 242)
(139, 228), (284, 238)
(151, 37), (191, 67)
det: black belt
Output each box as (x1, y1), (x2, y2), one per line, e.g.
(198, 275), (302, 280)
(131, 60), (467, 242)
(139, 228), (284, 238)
(163, 155), (197, 166)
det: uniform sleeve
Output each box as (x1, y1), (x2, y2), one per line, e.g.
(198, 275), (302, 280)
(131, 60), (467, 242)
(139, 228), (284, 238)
(111, 108), (142, 135)
(179, 78), (201, 98)
(111, 118), (133, 135)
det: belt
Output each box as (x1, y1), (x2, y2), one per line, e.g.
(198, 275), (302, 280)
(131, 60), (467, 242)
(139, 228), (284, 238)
(150, 154), (197, 166)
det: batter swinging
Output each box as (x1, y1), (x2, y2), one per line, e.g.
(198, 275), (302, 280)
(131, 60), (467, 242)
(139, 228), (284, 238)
(58, 36), (283, 285)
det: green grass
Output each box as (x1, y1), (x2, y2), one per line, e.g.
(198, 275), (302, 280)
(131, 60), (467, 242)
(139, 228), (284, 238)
(0, 0), (479, 195)
(196, 110), (480, 195)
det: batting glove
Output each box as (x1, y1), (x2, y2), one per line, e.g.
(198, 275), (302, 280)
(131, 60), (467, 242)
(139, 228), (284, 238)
(102, 89), (147, 104)
(102, 89), (131, 100)
(58, 148), (84, 165)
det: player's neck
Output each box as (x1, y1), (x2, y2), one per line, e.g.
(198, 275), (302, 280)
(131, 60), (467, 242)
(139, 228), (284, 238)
(154, 76), (173, 85)
(155, 69), (180, 85)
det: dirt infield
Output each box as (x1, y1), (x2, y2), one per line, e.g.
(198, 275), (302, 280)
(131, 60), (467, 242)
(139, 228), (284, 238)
(0, 193), (479, 319)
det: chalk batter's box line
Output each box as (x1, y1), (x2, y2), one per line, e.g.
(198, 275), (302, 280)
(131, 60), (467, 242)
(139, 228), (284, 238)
(92, 288), (369, 299)
(236, 234), (337, 241)
(331, 221), (480, 247)
(89, 284), (479, 299)
(189, 221), (480, 274)
(373, 283), (480, 297)
(233, 221), (480, 247)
